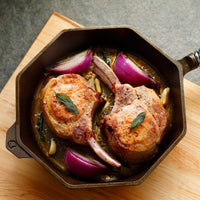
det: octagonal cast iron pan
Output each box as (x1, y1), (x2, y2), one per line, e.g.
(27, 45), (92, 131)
(5, 27), (200, 188)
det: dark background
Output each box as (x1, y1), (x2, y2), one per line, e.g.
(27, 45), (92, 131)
(1, 0), (200, 91)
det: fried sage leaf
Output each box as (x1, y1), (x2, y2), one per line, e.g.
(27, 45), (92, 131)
(54, 91), (80, 114)
(37, 112), (44, 140)
(101, 49), (110, 66)
(130, 112), (146, 131)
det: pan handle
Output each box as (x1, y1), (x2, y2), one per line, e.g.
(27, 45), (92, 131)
(178, 49), (200, 75)
(6, 123), (31, 158)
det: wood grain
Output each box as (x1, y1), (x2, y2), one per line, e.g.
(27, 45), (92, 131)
(0, 12), (200, 200)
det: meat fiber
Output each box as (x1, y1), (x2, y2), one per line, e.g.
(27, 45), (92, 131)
(42, 73), (121, 167)
(92, 56), (168, 163)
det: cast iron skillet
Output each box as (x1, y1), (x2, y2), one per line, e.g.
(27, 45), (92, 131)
(5, 27), (200, 188)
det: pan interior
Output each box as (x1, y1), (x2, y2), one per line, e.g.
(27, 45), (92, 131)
(16, 27), (185, 187)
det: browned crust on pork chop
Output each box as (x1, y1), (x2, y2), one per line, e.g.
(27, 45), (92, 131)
(42, 74), (102, 145)
(102, 100), (159, 163)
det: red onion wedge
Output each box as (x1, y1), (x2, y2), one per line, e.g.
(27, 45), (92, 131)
(113, 53), (158, 89)
(64, 149), (108, 178)
(51, 50), (92, 74)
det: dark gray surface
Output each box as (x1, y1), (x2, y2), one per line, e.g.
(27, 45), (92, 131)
(1, 0), (200, 91)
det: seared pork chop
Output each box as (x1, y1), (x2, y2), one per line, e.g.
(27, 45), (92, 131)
(92, 56), (168, 163)
(42, 74), (121, 167)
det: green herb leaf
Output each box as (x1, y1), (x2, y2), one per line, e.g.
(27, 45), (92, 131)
(101, 49), (110, 66)
(130, 112), (146, 131)
(37, 112), (44, 140)
(54, 91), (80, 114)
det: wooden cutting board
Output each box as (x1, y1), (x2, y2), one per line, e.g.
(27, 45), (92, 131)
(0, 12), (199, 200)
